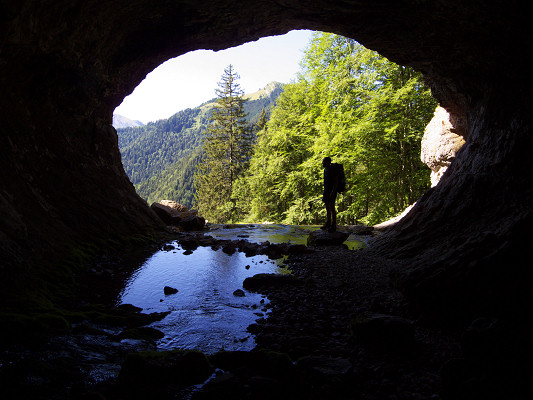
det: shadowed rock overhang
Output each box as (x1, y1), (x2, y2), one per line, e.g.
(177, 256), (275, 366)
(1, 0), (532, 321)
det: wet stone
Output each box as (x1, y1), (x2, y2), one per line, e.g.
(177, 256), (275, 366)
(307, 230), (350, 246)
(164, 286), (178, 295)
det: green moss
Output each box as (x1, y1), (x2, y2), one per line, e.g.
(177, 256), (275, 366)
(34, 313), (70, 334)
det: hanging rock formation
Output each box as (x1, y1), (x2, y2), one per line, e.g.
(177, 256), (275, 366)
(1, 1), (532, 323)
(421, 106), (466, 187)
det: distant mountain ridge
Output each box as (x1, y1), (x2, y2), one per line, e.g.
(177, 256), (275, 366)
(112, 114), (144, 128)
(117, 82), (284, 208)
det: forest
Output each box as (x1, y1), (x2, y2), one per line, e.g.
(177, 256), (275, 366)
(233, 33), (437, 225)
(118, 32), (437, 225)
(117, 83), (283, 207)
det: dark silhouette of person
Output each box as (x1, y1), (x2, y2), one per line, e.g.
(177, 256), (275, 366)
(321, 157), (338, 232)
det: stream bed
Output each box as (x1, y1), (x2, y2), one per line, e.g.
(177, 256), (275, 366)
(117, 224), (366, 354)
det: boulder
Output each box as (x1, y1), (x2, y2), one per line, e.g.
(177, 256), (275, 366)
(307, 230), (350, 246)
(159, 200), (188, 212)
(178, 213), (206, 231)
(243, 273), (301, 291)
(151, 201), (205, 231)
(178, 236), (199, 250)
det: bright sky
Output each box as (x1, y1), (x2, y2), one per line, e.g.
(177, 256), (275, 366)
(114, 30), (314, 124)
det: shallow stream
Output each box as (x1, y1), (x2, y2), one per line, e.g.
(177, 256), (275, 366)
(117, 224), (365, 354)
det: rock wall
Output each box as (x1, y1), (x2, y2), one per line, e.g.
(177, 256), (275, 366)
(1, 1), (532, 322)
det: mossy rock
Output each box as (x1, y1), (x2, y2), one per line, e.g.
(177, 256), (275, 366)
(0, 311), (70, 343)
(33, 312), (70, 334)
(209, 350), (294, 379)
(119, 350), (213, 395)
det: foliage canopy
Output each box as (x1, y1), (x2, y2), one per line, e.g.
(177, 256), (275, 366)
(234, 32), (437, 225)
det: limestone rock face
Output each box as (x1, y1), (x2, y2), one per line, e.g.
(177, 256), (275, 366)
(421, 107), (466, 186)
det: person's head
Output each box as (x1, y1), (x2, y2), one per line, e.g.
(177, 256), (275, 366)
(322, 157), (332, 168)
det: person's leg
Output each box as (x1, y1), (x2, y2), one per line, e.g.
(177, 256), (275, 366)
(320, 202), (331, 229)
(329, 203), (337, 232)
(322, 202), (333, 230)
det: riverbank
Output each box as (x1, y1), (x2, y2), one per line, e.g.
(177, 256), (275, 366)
(1, 227), (510, 399)
(246, 244), (462, 399)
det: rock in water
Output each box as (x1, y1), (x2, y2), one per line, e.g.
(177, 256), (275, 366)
(243, 273), (301, 291)
(164, 286), (178, 295)
(307, 230), (350, 246)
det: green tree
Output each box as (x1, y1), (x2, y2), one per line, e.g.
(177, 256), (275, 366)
(194, 65), (251, 222)
(236, 32), (437, 225)
(117, 83), (282, 208)
(255, 108), (268, 132)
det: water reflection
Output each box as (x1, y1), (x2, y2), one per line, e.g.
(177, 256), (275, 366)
(117, 224), (365, 354)
(119, 244), (280, 353)
(208, 223), (367, 250)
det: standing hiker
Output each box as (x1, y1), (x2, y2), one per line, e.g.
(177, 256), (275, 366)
(321, 156), (339, 232)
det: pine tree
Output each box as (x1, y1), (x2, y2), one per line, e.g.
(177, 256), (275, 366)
(256, 107), (268, 132)
(194, 65), (250, 222)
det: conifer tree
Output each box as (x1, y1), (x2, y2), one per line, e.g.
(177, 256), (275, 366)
(194, 65), (250, 222)
(256, 108), (268, 132)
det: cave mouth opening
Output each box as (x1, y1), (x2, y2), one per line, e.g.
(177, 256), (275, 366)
(1, 8), (532, 390)
(113, 30), (441, 227)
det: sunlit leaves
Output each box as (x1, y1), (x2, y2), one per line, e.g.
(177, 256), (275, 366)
(235, 32), (437, 225)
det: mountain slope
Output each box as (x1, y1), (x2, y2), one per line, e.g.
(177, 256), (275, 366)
(117, 82), (283, 208)
(112, 114), (144, 128)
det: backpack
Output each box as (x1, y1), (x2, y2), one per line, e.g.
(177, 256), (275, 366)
(332, 163), (346, 192)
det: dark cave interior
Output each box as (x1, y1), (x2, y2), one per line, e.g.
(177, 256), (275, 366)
(1, 1), (532, 398)
(2, 0), (531, 320)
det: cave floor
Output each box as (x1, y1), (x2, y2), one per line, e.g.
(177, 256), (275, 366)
(249, 244), (462, 399)
(0, 234), (463, 400)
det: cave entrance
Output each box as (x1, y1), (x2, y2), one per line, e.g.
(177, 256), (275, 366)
(113, 30), (311, 208)
(113, 30), (440, 227)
